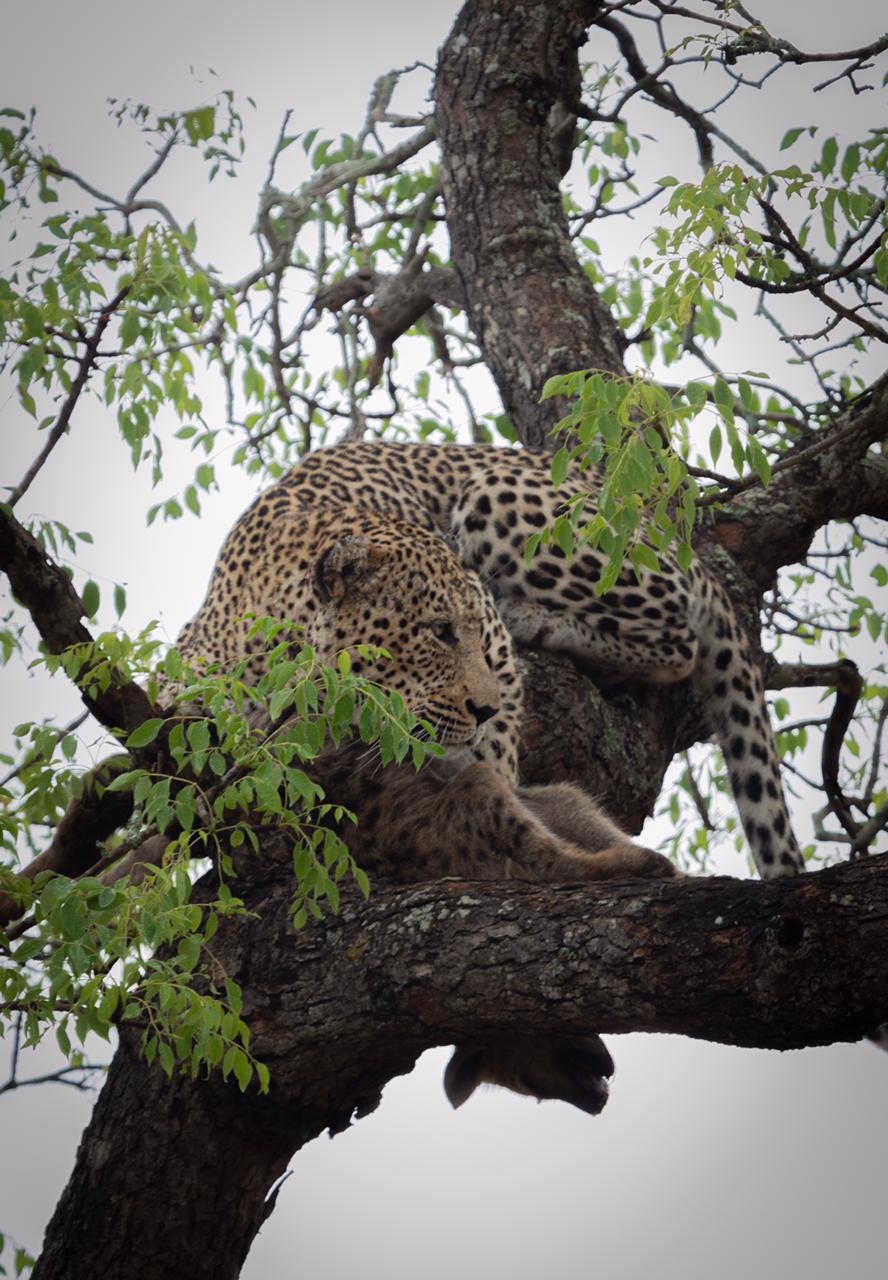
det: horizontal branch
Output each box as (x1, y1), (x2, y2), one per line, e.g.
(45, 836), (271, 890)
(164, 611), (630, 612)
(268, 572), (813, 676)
(767, 658), (861, 690)
(247, 850), (888, 1057)
(32, 844), (888, 1280)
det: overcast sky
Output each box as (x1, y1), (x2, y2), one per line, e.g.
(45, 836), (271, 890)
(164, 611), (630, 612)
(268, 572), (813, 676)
(1, 3), (886, 1278)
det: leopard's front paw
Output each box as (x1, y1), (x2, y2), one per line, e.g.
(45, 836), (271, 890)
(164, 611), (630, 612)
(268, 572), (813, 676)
(631, 846), (683, 879)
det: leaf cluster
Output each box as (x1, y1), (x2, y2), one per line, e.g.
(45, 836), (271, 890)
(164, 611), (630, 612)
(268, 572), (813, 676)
(1, 620), (441, 1101)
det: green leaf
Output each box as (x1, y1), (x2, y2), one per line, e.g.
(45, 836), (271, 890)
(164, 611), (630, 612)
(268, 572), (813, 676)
(20, 301), (44, 338)
(820, 136), (838, 175)
(126, 718), (165, 748)
(550, 447), (571, 489)
(685, 382), (708, 411)
(269, 687), (292, 721)
(234, 1051), (253, 1091)
(353, 864), (371, 899)
(158, 1040), (175, 1077)
(523, 533), (542, 566)
(630, 543), (660, 573)
(779, 127), (805, 151)
(187, 719), (211, 754)
(540, 375), (568, 402)
(81, 580), (100, 619)
(746, 437), (772, 488)
(712, 378), (734, 422)
(185, 106), (216, 143)
(175, 790), (196, 832)
(119, 310), (140, 348)
(105, 768), (146, 793)
(840, 142), (860, 184)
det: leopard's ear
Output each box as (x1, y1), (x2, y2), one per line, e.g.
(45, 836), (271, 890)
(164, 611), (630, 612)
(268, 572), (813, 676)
(314, 535), (390, 603)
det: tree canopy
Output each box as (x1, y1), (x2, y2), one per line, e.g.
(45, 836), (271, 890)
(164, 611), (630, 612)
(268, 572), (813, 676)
(1, 2), (886, 1276)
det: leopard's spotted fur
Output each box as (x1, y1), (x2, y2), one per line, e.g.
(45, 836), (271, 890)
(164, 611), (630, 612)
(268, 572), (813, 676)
(174, 462), (678, 891)
(215, 441), (801, 879)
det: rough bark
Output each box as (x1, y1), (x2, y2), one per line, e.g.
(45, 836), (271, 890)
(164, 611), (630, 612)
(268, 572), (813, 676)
(435, 0), (625, 448)
(517, 646), (701, 831)
(32, 848), (888, 1280)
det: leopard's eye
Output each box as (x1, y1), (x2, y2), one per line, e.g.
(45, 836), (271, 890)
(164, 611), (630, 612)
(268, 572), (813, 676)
(429, 620), (458, 646)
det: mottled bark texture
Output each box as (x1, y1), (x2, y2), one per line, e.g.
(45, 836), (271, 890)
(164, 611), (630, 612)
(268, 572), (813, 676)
(31, 3), (888, 1276)
(435, 0), (625, 449)
(32, 848), (888, 1280)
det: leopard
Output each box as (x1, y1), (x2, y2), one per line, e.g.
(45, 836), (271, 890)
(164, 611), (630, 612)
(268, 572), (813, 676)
(182, 440), (802, 878)
(172, 439), (804, 1113)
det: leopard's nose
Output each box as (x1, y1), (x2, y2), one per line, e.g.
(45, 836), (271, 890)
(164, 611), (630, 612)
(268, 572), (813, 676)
(467, 699), (496, 726)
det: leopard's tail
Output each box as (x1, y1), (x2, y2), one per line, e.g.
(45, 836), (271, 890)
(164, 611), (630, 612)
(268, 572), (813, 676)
(692, 582), (805, 880)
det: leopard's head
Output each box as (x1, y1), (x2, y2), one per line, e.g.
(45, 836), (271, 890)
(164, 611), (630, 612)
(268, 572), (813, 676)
(309, 524), (502, 747)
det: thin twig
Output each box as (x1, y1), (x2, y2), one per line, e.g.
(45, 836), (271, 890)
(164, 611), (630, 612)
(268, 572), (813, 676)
(0, 711), (90, 789)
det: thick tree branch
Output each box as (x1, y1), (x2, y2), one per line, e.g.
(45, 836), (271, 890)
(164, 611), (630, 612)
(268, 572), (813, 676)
(0, 506), (156, 736)
(707, 375), (888, 586)
(0, 756), (137, 929)
(31, 848), (888, 1280)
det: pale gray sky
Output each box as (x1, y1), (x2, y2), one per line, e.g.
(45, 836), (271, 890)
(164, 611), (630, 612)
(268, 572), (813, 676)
(1, 3), (886, 1277)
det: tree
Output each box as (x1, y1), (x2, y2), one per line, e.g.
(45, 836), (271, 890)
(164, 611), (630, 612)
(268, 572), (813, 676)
(1, 2), (887, 1276)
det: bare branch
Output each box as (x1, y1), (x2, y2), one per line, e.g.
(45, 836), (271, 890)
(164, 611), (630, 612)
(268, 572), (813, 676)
(0, 711), (89, 789)
(820, 660), (865, 846)
(851, 806), (888, 856)
(864, 697), (888, 806)
(8, 286), (131, 508)
(1, 1061), (105, 1097)
(768, 659), (866, 691)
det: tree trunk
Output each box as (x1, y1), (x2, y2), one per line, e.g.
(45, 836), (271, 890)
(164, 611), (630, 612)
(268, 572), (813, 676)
(32, 846), (888, 1280)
